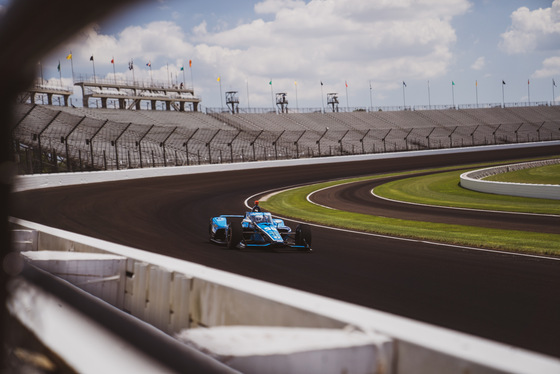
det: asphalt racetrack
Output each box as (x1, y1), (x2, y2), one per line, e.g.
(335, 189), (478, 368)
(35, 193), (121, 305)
(12, 145), (560, 358)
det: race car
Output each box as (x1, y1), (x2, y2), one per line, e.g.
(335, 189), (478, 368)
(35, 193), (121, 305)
(209, 211), (312, 251)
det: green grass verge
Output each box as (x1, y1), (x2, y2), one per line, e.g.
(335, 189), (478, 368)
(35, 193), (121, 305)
(374, 169), (560, 215)
(484, 163), (560, 184)
(260, 160), (560, 256)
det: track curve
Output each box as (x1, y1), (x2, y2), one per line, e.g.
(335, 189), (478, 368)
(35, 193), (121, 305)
(11, 145), (560, 358)
(309, 171), (560, 234)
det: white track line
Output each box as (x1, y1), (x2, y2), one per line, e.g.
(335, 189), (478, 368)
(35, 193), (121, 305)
(246, 185), (560, 262)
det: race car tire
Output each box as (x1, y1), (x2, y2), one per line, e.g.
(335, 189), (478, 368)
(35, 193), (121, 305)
(295, 224), (312, 249)
(227, 222), (242, 249)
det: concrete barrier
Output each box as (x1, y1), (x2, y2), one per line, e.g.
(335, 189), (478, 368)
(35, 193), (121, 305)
(460, 158), (560, 200)
(10, 217), (560, 374)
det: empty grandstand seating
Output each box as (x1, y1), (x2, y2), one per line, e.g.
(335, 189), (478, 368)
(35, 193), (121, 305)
(12, 103), (560, 174)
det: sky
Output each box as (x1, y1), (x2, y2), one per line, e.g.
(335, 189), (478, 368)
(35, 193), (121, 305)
(2, 0), (560, 110)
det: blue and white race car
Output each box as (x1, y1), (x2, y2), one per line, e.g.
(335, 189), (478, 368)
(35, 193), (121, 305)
(209, 211), (312, 251)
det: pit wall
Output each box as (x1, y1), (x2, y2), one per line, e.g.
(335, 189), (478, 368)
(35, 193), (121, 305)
(460, 158), (560, 200)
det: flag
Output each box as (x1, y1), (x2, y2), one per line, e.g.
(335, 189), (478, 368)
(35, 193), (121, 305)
(111, 58), (114, 64)
(403, 81), (407, 87)
(475, 80), (478, 87)
(90, 55), (94, 61)
(345, 81), (348, 88)
(320, 81), (323, 86)
(452, 81), (455, 86)
(294, 81), (297, 86)
(189, 60), (192, 68)
(528, 79), (530, 85)
(217, 76), (221, 82)
(554, 79), (557, 87)
(269, 80), (272, 85)
(66, 53), (72, 60)
(128, 61), (133, 70)
(146, 61), (151, 67)
(57, 61), (60, 72)
(180, 66), (184, 71)
(502, 80), (506, 85)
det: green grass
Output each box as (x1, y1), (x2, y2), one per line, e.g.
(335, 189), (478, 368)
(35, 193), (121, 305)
(374, 169), (560, 215)
(260, 159), (560, 256)
(485, 163), (560, 185)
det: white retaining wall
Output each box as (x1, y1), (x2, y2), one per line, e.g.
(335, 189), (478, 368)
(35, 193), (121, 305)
(460, 158), (560, 200)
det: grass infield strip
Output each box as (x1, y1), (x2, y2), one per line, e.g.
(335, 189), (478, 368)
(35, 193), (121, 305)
(260, 160), (560, 256)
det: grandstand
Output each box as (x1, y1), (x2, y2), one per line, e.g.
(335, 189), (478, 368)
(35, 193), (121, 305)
(11, 102), (560, 174)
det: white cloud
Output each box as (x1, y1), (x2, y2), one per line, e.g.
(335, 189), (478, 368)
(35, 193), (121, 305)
(533, 56), (560, 78)
(499, 0), (560, 54)
(471, 56), (485, 70)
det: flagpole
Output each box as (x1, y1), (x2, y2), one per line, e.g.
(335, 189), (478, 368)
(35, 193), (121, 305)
(502, 80), (505, 108)
(528, 79), (530, 104)
(68, 51), (74, 84)
(402, 81), (406, 108)
(246, 79), (250, 110)
(91, 55), (96, 83)
(553, 79), (557, 105)
(39, 61), (44, 85)
(295, 81), (299, 112)
(270, 80), (274, 113)
(182, 65), (186, 88)
(369, 81), (373, 112)
(427, 80), (431, 109)
(58, 60), (62, 87)
(320, 81), (324, 114)
(112, 57), (116, 84)
(451, 81), (455, 109)
(130, 59), (135, 85)
(218, 76), (223, 111)
(475, 80), (478, 107)
(345, 81), (349, 111)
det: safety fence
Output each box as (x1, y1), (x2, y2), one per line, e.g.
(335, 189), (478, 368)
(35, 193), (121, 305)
(11, 103), (560, 174)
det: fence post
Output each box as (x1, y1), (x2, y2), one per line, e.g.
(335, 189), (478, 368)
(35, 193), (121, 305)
(161, 126), (177, 167)
(35, 111), (62, 173)
(228, 130), (241, 163)
(359, 129), (371, 154)
(87, 119), (109, 169)
(316, 128), (328, 156)
(514, 123), (524, 143)
(492, 123), (503, 144)
(250, 130), (264, 161)
(404, 128), (413, 150)
(137, 124), (154, 169)
(113, 122), (132, 170)
(426, 127), (435, 149)
(206, 129), (221, 164)
(448, 126), (458, 148)
(338, 130), (349, 155)
(382, 128), (392, 153)
(470, 125), (479, 146)
(294, 130), (306, 159)
(273, 130), (285, 160)
(536, 121), (545, 141)
(183, 128), (199, 166)
(63, 115), (86, 172)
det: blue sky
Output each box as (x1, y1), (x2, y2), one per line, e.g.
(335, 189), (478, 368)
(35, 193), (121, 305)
(2, 0), (559, 110)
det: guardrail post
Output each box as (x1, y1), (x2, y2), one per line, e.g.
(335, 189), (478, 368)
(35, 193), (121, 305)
(425, 127), (435, 149)
(338, 130), (349, 155)
(492, 123), (503, 144)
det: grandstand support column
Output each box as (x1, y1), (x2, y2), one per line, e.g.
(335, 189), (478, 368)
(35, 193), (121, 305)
(118, 98), (125, 110)
(338, 130), (349, 155)
(404, 128), (414, 151)
(151, 100), (156, 110)
(63, 115), (86, 172)
(36, 111), (62, 173)
(137, 124), (155, 168)
(448, 126), (458, 147)
(113, 122), (132, 170)
(160, 126), (177, 167)
(514, 123), (524, 143)
(183, 128), (199, 166)
(360, 129), (371, 154)
(228, 130), (242, 163)
(316, 128), (329, 156)
(382, 128), (392, 153)
(251, 130), (264, 161)
(101, 97), (107, 109)
(537, 121), (546, 141)
(87, 119), (109, 168)
(206, 129), (220, 164)
(294, 130), (306, 158)
(470, 125), (479, 146)
(272, 130), (285, 160)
